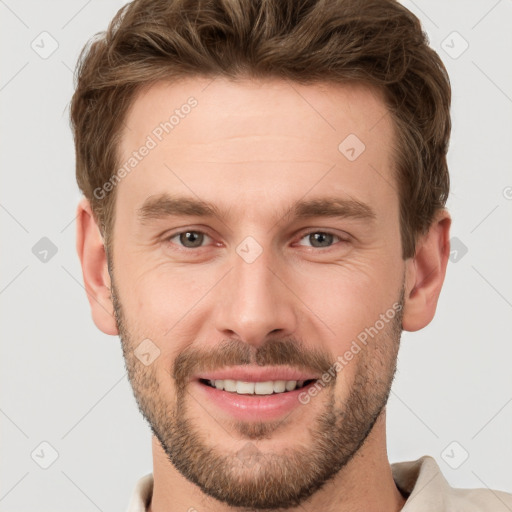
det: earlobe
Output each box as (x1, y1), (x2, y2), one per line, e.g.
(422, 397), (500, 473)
(76, 197), (119, 336)
(402, 209), (451, 332)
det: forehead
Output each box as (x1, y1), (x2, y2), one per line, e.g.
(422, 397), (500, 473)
(121, 76), (393, 154)
(116, 76), (397, 222)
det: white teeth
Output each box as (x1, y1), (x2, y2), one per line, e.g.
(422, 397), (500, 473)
(273, 380), (286, 393)
(285, 380), (297, 391)
(223, 379), (237, 392)
(236, 381), (255, 394)
(255, 381), (274, 395)
(207, 379), (307, 395)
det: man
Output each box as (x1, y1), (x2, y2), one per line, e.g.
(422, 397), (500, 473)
(71, 0), (512, 510)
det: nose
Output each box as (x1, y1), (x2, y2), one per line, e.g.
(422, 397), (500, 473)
(213, 243), (299, 348)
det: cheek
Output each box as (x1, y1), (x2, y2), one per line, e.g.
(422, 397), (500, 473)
(288, 258), (402, 379)
(119, 267), (214, 363)
(119, 258), (206, 318)
(293, 257), (397, 327)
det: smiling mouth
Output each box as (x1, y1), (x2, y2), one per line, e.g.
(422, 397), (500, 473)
(199, 378), (317, 395)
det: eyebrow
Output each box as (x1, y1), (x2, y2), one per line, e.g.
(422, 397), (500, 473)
(137, 193), (376, 225)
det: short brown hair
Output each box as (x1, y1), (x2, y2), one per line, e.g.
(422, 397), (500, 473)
(70, 0), (451, 259)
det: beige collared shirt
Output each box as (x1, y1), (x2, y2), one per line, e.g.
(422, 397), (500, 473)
(125, 455), (512, 511)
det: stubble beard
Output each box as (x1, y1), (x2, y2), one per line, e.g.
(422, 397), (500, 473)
(110, 271), (404, 510)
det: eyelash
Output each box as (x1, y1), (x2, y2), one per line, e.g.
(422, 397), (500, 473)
(163, 229), (349, 251)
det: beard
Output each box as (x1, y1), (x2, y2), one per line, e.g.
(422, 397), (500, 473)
(110, 267), (404, 510)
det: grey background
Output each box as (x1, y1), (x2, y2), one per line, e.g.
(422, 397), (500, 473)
(1, 1), (511, 510)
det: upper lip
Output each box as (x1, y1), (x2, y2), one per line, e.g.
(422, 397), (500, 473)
(193, 366), (320, 383)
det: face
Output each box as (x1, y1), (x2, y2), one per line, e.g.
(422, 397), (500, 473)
(108, 77), (406, 509)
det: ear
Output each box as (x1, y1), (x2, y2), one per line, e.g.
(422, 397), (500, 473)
(75, 197), (119, 335)
(402, 209), (451, 332)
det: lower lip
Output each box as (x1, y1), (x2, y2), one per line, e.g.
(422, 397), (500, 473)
(192, 380), (317, 422)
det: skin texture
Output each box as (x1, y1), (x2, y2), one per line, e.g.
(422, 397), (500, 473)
(76, 77), (451, 512)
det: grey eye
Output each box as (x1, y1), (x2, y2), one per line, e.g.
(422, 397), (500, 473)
(300, 232), (339, 248)
(174, 231), (207, 248)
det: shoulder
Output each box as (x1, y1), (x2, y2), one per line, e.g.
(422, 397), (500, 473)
(444, 486), (512, 511)
(125, 473), (154, 512)
(392, 455), (512, 511)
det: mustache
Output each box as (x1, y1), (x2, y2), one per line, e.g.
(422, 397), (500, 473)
(172, 337), (334, 388)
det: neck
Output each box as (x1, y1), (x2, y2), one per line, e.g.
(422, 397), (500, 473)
(148, 409), (406, 512)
